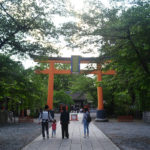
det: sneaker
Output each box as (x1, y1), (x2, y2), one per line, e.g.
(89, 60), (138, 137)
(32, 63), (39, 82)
(43, 137), (45, 140)
(84, 135), (86, 138)
(47, 135), (49, 139)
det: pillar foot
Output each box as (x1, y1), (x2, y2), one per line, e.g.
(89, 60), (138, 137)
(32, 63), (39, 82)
(95, 118), (108, 122)
(95, 110), (108, 122)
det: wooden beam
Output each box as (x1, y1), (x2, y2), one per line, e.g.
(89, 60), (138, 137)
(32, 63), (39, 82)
(47, 62), (54, 110)
(102, 70), (116, 75)
(35, 69), (116, 75)
(54, 70), (71, 74)
(34, 60), (71, 64)
(34, 56), (110, 64)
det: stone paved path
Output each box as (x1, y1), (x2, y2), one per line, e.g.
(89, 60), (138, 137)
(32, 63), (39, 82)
(22, 114), (120, 150)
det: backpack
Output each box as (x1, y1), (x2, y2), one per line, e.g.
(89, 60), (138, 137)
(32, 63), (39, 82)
(86, 113), (91, 123)
(40, 111), (52, 121)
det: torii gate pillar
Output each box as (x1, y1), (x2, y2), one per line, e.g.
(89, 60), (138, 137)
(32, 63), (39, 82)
(95, 64), (107, 122)
(47, 62), (54, 110)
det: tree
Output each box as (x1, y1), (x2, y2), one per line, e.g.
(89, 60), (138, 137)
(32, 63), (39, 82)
(60, 0), (150, 114)
(0, 0), (63, 57)
(54, 63), (72, 91)
(69, 75), (97, 107)
(0, 54), (49, 116)
(53, 90), (74, 110)
(97, 0), (150, 112)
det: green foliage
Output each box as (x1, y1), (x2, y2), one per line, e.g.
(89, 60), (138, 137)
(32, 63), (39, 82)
(60, 0), (150, 114)
(53, 90), (74, 110)
(54, 64), (72, 91)
(1, 0), (150, 117)
(70, 75), (97, 107)
(113, 90), (132, 115)
(0, 54), (48, 114)
(0, 0), (58, 57)
(100, 1), (150, 112)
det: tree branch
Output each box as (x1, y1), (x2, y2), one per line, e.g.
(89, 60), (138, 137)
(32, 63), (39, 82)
(127, 26), (150, 75)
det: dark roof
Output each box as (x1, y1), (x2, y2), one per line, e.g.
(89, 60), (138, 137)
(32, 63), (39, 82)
(66, 91), (87, 101)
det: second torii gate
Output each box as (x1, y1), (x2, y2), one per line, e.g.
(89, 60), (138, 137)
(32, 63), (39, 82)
(35, 56), (115, 121)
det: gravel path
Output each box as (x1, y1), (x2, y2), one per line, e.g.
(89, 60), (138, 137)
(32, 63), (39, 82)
(0, 122), (41, 150)
(0, 114), (60, 150)
(0, 114), (150, 150)
(94, 120), (150, 150)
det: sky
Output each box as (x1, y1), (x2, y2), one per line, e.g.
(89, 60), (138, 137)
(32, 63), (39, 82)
(52, 0), (111, 57)
(22, 0), (111, 69)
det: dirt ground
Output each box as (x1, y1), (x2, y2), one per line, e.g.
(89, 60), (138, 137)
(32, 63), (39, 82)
(0, 115), (150, 150)
(94, 119), (150, 150)
(0, 122), (41, 150)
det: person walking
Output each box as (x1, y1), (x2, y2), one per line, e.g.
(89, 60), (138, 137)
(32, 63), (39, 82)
(60, 106), (70, 139)
(51, 119), (56, 138)
(82, 108), (91, 138)
(39, 105), (53, 139)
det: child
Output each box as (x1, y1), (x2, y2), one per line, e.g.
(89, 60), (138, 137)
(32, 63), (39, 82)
(52, 119), (56, 138)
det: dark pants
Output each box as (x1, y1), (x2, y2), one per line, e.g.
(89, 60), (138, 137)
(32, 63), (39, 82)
(42, 122), (49, 137)
(61, 123), (69, 138)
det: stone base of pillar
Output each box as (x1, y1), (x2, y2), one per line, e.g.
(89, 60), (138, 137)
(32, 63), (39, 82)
(95, 110), (108, 122)
(95, 118), (108, 122)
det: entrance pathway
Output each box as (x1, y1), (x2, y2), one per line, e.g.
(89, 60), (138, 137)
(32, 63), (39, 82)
(22, 114), (120, 150)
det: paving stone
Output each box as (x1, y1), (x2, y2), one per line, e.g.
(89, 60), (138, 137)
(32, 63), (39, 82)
(22, 114), (120, 150)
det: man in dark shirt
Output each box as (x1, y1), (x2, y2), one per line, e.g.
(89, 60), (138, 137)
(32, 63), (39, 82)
(60, 106), (69, 139)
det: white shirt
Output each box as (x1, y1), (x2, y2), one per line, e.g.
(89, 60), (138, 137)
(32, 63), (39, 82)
(39, 111), (52, 122)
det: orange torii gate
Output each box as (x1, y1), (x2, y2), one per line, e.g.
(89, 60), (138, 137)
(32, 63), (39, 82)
(35, 56), (115, 121)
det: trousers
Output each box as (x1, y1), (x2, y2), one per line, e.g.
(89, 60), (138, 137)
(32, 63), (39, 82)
(52, 129), (56, 137)
(42, 122), (49, 137)
(83, 122), (89, 136)
(61, 123), (69, 138)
